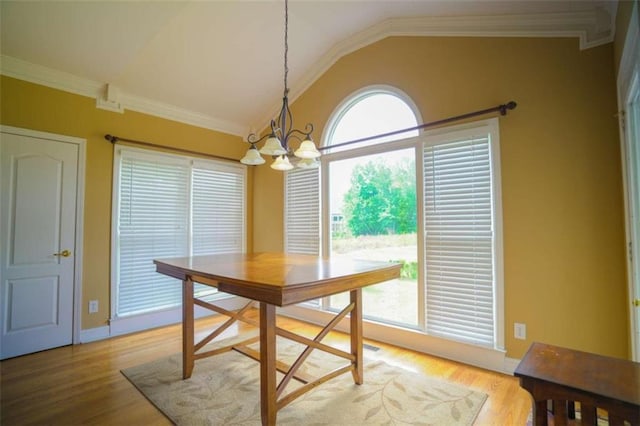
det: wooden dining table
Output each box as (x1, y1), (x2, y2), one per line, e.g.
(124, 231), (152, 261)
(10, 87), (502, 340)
(154, 252), (402, 426)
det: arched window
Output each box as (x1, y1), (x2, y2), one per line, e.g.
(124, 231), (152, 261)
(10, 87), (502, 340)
(323, 86), (421, 152)
(286, 87), (421, 259)
(285, 86), (504, 354)
(322, 86), (421, 327)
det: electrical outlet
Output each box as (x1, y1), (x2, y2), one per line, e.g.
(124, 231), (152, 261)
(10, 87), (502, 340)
(89, 300), (99, 314)
(514, 322), (526, 340)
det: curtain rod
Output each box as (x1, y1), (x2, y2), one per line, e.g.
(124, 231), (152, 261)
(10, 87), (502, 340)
(318, 100), (517, 152)
(104, 134), (237, 162)
(106, 100), (516, 161)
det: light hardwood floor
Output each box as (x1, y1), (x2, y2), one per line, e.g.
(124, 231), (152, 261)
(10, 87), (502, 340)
(1, 310), (532, 425)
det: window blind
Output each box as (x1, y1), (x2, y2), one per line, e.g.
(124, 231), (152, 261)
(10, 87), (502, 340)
(117, 154), (189, 316)
(191, 162), (246, 299)
(192, 162), (245, 255)
(285, 167), (320, 255)
(423, 136), (495, 347)
(115, 150), (246, 318)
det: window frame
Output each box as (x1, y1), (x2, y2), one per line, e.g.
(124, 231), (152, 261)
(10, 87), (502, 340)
(283, 85), (505, 363)
(322, 84), (423, 154)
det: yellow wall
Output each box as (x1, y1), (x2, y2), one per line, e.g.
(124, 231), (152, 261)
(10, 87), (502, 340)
(0, 34), (629, 360)
(254, 36), (628, 359)
(252, 163), (284, 252)
(0, 76), (250, 329)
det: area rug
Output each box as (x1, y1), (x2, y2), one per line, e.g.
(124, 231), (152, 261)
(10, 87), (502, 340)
(122, 334), (487, 425)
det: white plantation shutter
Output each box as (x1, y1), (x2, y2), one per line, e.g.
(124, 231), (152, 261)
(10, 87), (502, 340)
(423, 135), (495, 347)
(285, 168), (320, 254)
(114, 149), (245, 318)
(117, 153), (189, 316)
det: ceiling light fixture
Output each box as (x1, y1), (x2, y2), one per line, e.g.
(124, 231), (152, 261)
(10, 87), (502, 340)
(240, 0), (320, 171)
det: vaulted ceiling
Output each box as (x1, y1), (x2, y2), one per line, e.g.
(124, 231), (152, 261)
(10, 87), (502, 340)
(0, 1), (617, 137)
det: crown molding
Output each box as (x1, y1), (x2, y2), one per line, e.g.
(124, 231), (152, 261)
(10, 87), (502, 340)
(119, 91), (247, 136)
(1, 55), (104, 99)
(253, 9), (615, 132)
(0, 8), (614, 138)
(0, 55), (247, 137)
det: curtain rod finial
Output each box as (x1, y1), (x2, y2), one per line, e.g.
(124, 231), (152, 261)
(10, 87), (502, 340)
(499, 101), (517, 115)
(105, 134), (118, 143)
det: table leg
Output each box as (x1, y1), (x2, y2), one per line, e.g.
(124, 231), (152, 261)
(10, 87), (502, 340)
(350, 288), (363, 385)
(182, 277), (194, 379)
(260, 302), (277, 426)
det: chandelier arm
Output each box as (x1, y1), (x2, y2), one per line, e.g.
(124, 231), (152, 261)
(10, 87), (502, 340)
(247, 132), (272, 145)
(284, 134), (304, 145)
(269, 118), (281, 138)
(284, 98), (293, 133)
(301, 123), (314, 136)
(285, 126), (314, 141)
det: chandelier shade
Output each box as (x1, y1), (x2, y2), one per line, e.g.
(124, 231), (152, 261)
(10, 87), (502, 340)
(240, 145), (266, 165)
(259, 135), (287, 156)
(296, 158), (320, 169)
(270, 155), (294, 171)
(241, 0), (320, 171)
(294, 139), (321, 159)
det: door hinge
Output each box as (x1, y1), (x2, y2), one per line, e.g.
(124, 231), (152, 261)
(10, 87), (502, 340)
(619, 110), (626, 132)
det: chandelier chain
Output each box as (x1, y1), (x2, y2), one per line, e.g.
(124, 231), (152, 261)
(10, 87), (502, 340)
(284, 0), (289, 94)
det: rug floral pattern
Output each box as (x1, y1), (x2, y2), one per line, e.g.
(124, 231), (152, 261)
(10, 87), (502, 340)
(122, 336), (487, 425)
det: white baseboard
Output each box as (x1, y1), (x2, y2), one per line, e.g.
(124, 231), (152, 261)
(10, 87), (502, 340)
(503, 357), (522, 374)
(78, 296), (252, 343)
(79, 325), (110, 343)
(279, 305), (511, 374)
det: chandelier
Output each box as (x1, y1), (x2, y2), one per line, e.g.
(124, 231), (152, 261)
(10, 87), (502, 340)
(240, 0), (320, 171)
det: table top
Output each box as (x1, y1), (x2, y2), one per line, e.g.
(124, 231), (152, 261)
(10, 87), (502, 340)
(514, 342), (640, 406)
(154, 252), (402, 306)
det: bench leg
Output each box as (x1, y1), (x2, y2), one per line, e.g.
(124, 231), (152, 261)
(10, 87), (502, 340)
(533, 400), (548, 426)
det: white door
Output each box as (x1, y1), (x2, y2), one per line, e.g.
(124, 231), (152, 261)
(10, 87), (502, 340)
(627, 83), (640, 360)
(1, 130), (79, 359)
(618, 3), (640, 361)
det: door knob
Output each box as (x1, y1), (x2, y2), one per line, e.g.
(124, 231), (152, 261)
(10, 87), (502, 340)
(53, 249), (72, 257)
(634, 299), (640, 307)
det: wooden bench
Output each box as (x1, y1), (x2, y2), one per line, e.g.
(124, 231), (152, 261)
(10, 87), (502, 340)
(514, 342), (640, 426)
